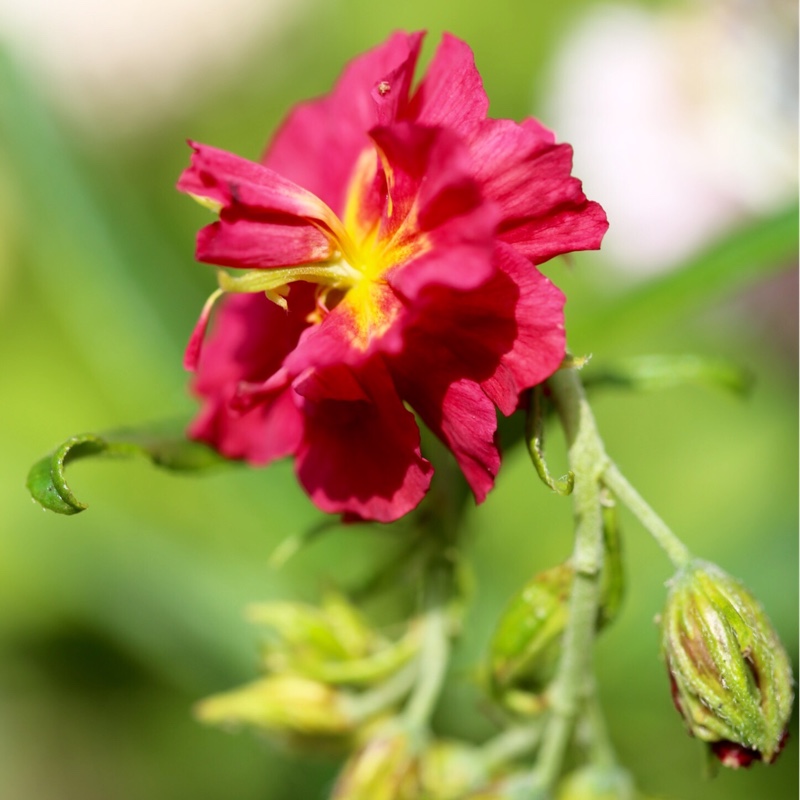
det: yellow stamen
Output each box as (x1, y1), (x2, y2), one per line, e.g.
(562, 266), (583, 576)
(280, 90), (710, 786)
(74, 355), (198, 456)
(216, 261), (362, 309)
(188, 192), (223, 214)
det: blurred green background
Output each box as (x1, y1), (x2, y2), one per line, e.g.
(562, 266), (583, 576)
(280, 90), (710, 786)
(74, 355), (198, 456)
(0, 0), (796, 798)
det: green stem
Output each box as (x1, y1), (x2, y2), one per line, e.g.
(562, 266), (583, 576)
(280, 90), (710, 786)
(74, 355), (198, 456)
(584, 693), (616, 769)
(402, 565), (451, 733)
(348, 660), (419, 722)
(527, 366), (609, 792)
(602, 462), (692, 568)
(480, 723), (544, 773)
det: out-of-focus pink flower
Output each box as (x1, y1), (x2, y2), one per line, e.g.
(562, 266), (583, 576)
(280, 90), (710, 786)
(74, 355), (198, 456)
(178, 31), (607, 522)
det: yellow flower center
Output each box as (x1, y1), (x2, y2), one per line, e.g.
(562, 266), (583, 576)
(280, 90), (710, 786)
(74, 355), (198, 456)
(209, 148), (406, 348)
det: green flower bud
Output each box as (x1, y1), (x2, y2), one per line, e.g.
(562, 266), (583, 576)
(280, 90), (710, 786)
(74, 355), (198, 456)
(248, 592), (420, 687)
(194, 674), (354, 737)
(556, 765), (636, 800)
(462, 775), (549, 800)
(661, 560), (794, 767)
(330, 726), (420, 800)
(419, 739), (486, 799)
(248, 591), (374, 669)
(489, 508), (624, 713)
(489, 562), (573, 703)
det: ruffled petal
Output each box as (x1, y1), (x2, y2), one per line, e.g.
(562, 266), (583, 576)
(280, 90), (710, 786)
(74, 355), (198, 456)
(190, 381), (303, 464)
(368, 123), (498, 297)
(189, 290), (314, 463)
(262, 32), (424, 214)
(408, 33), (489, 136)
(294, 360), (432, 522)
(497, 201), (609, 264)
(468, 118), (609, 263)
(282, 282), (405, 373)
(179, 142), (345, 236)
(390, 242), (564, 414)
(196, 216), (332, 269)
(478, 243), (566, 415)
(393, 365), (501, 503)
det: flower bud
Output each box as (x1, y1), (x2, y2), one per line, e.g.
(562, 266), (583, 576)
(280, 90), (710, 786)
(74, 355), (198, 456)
(248, 592), (420, 687)
(330, 726), (420, 800)
(248, 591), (373, 669)
(556, 765), (636, 799)
(462, 775), (549, 800)
(661, 560), (793, 766)
(418, 739), (485, 799)
(194, 674), (354, 737)
(489, 562), (573, 705)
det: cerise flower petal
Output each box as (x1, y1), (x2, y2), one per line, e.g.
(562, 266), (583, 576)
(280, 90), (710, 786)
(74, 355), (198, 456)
(294, 361), (433, 522)
(263, 31), (423, 213)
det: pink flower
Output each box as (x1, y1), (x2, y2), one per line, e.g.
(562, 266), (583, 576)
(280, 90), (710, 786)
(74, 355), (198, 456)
(178, 31), (607, 522)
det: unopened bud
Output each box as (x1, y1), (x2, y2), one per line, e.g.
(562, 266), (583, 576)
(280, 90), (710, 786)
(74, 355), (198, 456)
(489, 562), (573, 703)
(462, 775), (548, 800)
(556, 765), (636, 799)
(330, 727), (420, 800)
(661, 560), (793, 767)
(248, 593), (419, 686)
(489, 508), (624, 713)
(248, 592), (373, 669)
(195, 674), (354, 737)
(419, 739), (485, 799)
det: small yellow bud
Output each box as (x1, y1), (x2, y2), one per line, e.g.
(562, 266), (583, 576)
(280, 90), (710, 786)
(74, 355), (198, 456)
(330, 727), (420, 800)
(419, 739), (485, 798)
(195, 674), (353, 737)
(556, 765), (636, 800)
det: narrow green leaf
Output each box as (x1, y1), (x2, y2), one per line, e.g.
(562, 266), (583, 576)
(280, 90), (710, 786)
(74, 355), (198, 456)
(582, 354), (754, 396)
(576, 203), (798, 344)
(26, 424), (228, 515)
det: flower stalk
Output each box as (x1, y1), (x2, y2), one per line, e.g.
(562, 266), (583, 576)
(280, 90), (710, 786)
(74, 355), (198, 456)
(527, 365), (610, 791)
(601, 462), (692, 568)
(402, 562), (452, 734)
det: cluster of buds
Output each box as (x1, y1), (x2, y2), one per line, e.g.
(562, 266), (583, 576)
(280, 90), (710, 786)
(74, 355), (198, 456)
(329, 723), (506, 799)
(661, 560), (793, 767)
(195, 590), (421, 747)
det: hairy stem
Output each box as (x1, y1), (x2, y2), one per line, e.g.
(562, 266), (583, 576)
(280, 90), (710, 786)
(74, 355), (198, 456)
(527, 366), (609, 791)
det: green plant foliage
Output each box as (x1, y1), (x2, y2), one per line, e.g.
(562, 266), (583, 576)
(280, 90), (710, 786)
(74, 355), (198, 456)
(27, 426), (228, 515)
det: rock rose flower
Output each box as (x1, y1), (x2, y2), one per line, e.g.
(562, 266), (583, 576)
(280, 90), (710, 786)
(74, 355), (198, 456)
(178, 31), (607, 522)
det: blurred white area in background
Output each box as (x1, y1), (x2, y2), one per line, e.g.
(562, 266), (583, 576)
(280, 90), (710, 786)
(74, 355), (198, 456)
(547, 0), (798, 274)
(0, 0), (309, 139)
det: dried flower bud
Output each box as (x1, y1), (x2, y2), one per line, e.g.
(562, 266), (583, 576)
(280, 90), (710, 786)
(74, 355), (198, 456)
(661, 560), (793, 767)
(194, 674), (354, 737)
(556, 765), (636, 799)
(330, 726), (420, 800)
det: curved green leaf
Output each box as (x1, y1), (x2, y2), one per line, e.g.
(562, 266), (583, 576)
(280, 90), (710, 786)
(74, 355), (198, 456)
(26, 424), (228, 515)
(525, 385), (574, 496)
